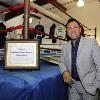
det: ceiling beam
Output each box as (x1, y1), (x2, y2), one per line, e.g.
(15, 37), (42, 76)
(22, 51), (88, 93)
(5, 8), (24, 21)
(5, 8), (41, 21)
(34, 0), (48, 6)
(0, 1), (11, 8)
(48, 0), (67, 12)
(30, 14), (41, 19)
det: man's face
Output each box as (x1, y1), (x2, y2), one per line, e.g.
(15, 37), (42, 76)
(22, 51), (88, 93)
(67, 21), (81, 40)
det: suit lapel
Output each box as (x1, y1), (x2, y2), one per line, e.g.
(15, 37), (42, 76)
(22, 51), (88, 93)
(77, 36), (84, 57)
(67, 37), (84, 72)
(68, 37), (84, 60)
(67, 41), (72, 68)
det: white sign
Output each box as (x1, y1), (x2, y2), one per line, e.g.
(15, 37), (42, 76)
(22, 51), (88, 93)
(5, 40), (39, 70)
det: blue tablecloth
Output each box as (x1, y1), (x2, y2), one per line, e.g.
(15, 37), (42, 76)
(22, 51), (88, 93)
(0, 61), (68, 100)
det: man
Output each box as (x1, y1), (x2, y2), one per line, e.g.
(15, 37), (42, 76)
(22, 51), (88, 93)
(59, 18), (100, 100)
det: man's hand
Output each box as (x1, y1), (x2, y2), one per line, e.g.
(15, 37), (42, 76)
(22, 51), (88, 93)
(63, 71), (73, 85)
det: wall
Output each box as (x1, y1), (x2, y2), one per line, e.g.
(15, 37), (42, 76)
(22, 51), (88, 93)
(5, 15), (23, 39)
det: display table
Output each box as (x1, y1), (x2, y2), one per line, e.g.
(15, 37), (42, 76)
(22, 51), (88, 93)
(0, 61), (68, 100)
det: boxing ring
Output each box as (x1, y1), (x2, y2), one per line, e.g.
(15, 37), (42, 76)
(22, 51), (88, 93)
(0, 61), (68, 100)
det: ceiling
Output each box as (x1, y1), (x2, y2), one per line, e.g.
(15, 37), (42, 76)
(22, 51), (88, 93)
(0, 0), (99, 16)
(0, 0), (99, 10)
(0, 0), (100, 29)
(0, 0), (23, 10)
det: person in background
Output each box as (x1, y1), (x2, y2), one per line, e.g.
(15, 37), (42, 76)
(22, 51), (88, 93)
(59, 18), (100, 100)
(0, 22), (7, 48)
(49, 23), (56, 43)
(35, 23), (45, 44)
(29, 30), (36, 39)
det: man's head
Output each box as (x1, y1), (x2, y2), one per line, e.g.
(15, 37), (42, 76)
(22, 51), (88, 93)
(66, 18), (81, 41)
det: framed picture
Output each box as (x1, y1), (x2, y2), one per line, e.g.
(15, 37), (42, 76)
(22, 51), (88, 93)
(4, 40), (40, 70)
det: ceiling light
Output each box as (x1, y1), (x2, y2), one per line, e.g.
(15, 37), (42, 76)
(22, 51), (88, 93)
(77, 0), (84, 7)
(29, 18), (32, 23)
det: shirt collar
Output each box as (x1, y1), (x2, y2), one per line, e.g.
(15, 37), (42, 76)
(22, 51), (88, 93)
(71, 36), (81, 47)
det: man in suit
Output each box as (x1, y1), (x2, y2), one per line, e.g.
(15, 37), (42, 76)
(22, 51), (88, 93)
(59, 18), (100, 100)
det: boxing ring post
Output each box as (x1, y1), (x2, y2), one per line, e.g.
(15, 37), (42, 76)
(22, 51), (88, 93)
(23, 0), (30, 39)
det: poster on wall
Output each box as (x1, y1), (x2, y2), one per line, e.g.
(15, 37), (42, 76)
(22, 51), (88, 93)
(4, 40), (39, 70)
